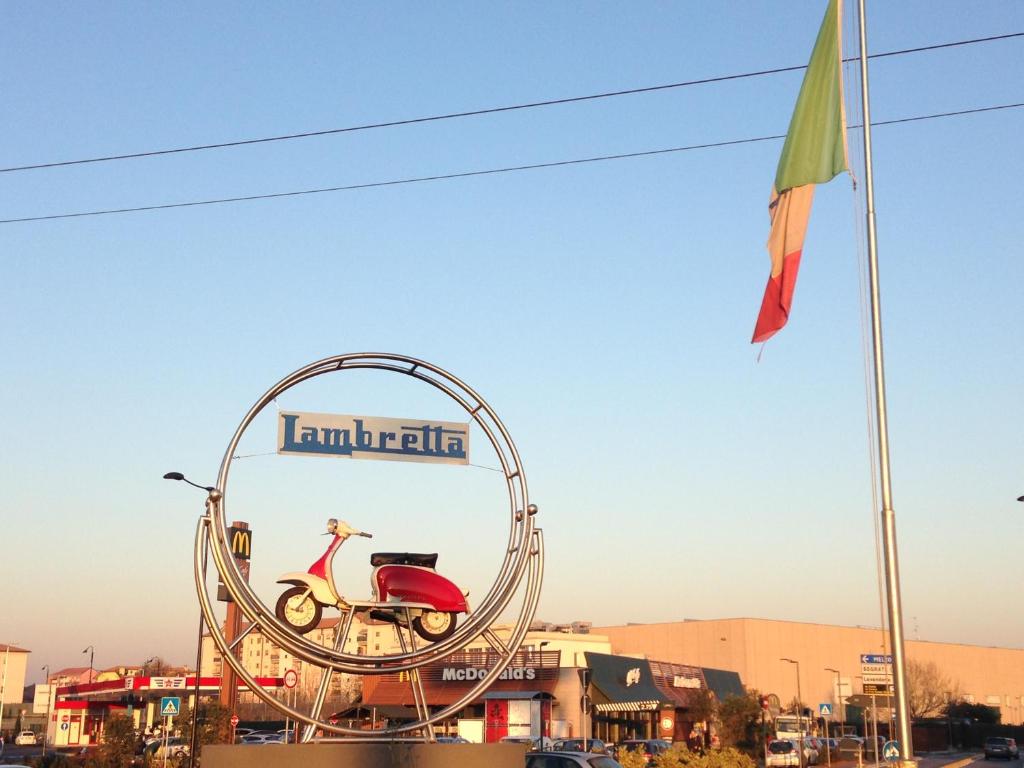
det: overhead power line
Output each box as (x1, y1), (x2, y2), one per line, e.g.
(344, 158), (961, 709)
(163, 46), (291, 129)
(2, 102), (1019, 225)
(1, 32), (1020, 175)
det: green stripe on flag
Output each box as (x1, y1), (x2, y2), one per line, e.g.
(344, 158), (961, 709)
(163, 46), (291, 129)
(774, 0), (848, 193)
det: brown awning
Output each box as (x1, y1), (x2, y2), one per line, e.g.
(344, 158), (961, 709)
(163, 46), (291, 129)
(648, 659), (706, 708)
(362, 649), (559, 707)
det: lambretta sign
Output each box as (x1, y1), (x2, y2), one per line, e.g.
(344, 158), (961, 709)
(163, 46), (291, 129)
(442, 666), (537, 682)
(278, 411), (469, 465)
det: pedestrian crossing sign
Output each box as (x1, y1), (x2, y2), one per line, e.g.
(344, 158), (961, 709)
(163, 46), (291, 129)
(883, 741), (900, 762)
(818, 703), (832, 715)
(160, 697), (181, 716)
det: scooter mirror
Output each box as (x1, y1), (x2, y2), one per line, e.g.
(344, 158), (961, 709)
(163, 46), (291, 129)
(326, 518), (338, 534)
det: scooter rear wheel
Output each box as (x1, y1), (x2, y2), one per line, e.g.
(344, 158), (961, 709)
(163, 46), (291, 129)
(275, 586), (322, 635)
(412, 611), (458, 642)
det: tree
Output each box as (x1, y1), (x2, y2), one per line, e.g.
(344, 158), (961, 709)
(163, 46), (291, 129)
(906, 659), (958, 719)
(84, 714), (135, 768)
(180, 700), (233, 751)
(946, 700), (1000, 724)
(687, 688), (718, 725)
(718, 692), (763, 752)
(652, 744), (757, 768)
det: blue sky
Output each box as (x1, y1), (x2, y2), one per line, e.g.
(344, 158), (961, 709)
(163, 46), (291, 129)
(2, 2), (1022, 683)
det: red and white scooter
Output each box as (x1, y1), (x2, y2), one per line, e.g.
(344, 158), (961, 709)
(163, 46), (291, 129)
(275, 518), (469, 643)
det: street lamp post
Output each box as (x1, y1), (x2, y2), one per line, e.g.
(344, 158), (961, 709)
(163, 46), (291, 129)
(781, 659), (804, 768)
(82, 646), (95, 684)
(41, 665), (52, 757)
(825, 668), (844, 731)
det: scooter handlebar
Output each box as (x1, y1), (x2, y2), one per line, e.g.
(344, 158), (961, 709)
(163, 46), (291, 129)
(358, 531), (373, 538)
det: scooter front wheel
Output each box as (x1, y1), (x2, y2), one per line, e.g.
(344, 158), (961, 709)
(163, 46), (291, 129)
(275, 586), (322, 635)
(412, 611), (458, 642)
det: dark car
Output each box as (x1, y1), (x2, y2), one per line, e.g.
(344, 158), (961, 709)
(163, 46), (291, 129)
(554, 738), (609, 755)
(985, 737), (1020, 760)
(526, 751), (624, 768)
(838, 736), (866, 760)
(617, 739), (672, 764)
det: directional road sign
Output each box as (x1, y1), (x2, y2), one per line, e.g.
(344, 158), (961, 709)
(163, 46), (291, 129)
(882, 740), (900, 762)
(160, 696), (181, 717)
(819, 703), (833, 716)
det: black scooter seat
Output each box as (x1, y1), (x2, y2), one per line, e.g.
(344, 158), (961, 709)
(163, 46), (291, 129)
(370, 552), (438, 568)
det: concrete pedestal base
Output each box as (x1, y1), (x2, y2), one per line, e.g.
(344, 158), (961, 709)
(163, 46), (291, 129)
(202, 742), (528, 768)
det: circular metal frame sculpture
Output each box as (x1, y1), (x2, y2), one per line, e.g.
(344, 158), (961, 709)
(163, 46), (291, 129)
(195, 353), (544, 739)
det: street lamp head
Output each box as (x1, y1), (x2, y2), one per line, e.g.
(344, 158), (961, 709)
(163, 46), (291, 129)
(781, 658), (797, 664)
(82, 646), (93, 654)
(825, 667), (839, 673)
(164, 471), (216, 493)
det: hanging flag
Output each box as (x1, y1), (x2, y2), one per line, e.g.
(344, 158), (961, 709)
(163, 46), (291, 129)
(752, 0), (849, 343)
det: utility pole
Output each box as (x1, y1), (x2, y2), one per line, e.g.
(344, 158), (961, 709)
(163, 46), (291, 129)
(41, 665), (52, 758)
(782, 659), (804, 768)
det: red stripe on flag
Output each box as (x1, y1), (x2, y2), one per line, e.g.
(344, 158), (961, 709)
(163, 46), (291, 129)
(752, 249), (803, 343)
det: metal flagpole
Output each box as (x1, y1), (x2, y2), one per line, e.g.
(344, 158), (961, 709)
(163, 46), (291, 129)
(855, 0), (913, 763)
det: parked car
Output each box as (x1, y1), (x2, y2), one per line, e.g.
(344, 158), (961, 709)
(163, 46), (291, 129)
(526, 751), (624, 768)
(801, 737), (820, 765)
(554, 738), (609, 754)
(837, 735), (885, 760)
(240, 733), (284, 745)
(435, 735), (470, 743)
(818, 737), (839, 758)
(985, 737), (1020, 760)
(14, 731), (37, 746)
(501, 735), (555, 751)
(149, 737), (190, 759)
(767, 739), (800, 767)
(838, 736), (866, 760)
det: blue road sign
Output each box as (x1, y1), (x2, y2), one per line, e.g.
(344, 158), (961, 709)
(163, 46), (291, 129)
(882, 740), (900, 762)
(819, 703), (833, 716)
(160, 696), (181, 717)
(861, 654), (893, 664)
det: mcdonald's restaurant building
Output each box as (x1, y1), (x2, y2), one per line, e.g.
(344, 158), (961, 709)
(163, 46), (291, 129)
(360, 638), (743, 744)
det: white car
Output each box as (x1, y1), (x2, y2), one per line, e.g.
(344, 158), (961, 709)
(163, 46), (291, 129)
(767, 739), (800, 767)
(499, 735), (555, 751)
(14, 731), (37, 746)
(148, 738), (190, 759)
